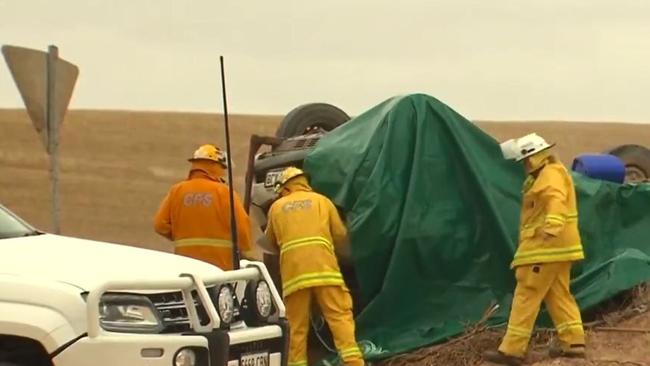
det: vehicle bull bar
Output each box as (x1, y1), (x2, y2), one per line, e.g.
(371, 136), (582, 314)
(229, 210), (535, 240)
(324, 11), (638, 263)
(86, 260), (285, 338)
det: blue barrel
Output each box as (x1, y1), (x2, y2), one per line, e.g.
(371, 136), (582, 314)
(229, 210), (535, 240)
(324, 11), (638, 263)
(571, 154), (626, 184)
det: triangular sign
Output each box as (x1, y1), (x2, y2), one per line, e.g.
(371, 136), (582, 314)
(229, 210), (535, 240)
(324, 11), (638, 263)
(2, 45), (79, 151)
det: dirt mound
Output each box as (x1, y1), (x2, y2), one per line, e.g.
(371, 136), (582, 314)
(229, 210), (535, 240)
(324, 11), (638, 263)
(378, 285), (650, 366)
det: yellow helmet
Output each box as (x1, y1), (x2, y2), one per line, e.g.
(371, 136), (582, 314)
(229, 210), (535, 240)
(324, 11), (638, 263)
(274, 166), (305, 193)
(188, 144), (228, 168)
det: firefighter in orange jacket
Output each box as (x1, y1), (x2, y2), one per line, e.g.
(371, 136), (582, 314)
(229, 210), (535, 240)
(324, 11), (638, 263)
(484, 134), (586, 365)
(154, 144), (252, 270)
(265, 167), (364, 366)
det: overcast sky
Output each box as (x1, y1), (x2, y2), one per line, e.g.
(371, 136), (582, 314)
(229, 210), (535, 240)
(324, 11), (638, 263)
(1, 0), (650, 122)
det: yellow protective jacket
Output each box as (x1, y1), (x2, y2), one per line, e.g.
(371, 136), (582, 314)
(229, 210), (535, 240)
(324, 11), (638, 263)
(154, 161), (252, 270)
(511, 156), (584, 268)
(264, 176), (348, 298)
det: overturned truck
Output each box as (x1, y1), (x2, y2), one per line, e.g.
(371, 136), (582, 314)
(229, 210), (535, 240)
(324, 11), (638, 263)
(244, 94), (650, 360)
(244, 95), (650, 308)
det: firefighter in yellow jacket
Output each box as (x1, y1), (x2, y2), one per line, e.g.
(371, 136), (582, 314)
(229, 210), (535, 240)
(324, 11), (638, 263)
(265, 167), (364, 366)
(153, 144), (253, 270)
(484, 133), (586, 365)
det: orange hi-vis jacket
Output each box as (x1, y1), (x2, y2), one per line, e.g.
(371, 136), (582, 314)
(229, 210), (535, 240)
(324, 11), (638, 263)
(264, 177), (348, 298)
(511, 156), (584, 268)
(154, 163), (251, 270)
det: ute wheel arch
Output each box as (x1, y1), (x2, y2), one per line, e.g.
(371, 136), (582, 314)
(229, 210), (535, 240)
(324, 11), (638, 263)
(275, 103), (351, 138)
(606, 144), (650, 183)
(0, 335), (52, 366)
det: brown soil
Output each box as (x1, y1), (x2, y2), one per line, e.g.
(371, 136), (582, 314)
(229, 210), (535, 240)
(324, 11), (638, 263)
(2, 109), (650, 364)
(475, 312), (650, 366)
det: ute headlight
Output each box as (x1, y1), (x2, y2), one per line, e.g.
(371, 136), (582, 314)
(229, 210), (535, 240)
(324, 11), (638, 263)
(99, 294), (163, 333)
(242, 279), (276, 325)
(255, 280), (273, 318)
(217, 285), (235, 325)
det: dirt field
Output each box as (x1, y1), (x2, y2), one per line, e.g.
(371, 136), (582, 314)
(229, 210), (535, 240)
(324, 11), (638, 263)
(2, 108), (650, 365)
(0, 109), (280, 254)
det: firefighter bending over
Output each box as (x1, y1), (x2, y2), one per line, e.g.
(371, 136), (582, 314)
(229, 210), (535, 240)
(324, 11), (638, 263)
(154, 144), (252, 270)
(484, 133), (586, 365)
(265, 167), (364, 366)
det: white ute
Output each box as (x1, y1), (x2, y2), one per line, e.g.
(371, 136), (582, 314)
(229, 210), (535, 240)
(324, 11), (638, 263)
(0, 204), (289, 366)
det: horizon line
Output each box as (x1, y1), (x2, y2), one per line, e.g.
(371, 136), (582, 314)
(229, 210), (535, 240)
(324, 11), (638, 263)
(0, 107), (648, 125)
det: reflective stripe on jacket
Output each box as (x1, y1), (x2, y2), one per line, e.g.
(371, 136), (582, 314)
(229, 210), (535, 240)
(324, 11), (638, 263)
(265, 177), (348, 298)
(511, 160), (584, 268)
(153, 166), (251, 270)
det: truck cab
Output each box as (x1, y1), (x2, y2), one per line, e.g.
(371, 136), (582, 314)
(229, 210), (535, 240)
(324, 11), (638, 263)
(243, 105), (356, 295)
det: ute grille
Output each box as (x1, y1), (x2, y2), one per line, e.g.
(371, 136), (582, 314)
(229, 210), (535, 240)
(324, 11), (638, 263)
(147, 290), (211, 333)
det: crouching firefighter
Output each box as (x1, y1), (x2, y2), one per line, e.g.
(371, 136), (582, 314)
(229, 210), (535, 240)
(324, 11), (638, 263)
(153, 144), (253, 270)
(264, 167), (364, 366)
(484, 133), (586, 365)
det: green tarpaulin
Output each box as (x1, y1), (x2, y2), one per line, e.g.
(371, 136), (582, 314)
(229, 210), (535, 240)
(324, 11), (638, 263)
(303, 93), (650, 360)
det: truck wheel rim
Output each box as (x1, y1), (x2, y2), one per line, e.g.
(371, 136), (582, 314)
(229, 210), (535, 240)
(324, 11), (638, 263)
(625, 165), (647, 183)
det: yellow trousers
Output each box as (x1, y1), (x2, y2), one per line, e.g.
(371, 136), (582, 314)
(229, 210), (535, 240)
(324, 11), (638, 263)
(285, 286), (364, 366)
(499, 262), (585, 357)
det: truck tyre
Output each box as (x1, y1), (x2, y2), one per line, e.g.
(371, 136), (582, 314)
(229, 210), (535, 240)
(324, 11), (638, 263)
(276, 103), (350, 138)
(606, 144), (650, 183)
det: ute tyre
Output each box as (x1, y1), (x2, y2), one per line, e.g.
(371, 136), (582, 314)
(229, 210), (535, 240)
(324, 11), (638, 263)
(606, 144), (650, 183)
(276, 103), (350, 138)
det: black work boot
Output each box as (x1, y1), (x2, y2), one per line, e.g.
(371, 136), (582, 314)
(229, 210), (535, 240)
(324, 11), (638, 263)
(548, 344), (586, 358)
(482, 350), (524, 366)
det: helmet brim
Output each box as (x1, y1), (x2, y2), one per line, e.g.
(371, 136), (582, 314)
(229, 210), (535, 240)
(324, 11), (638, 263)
(188, 157), (228, 167)
(273, 173), (305, 193)
(515, 143), (556, 162)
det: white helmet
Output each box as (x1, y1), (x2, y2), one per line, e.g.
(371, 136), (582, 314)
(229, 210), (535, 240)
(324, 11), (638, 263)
(500, 133), (554, 161)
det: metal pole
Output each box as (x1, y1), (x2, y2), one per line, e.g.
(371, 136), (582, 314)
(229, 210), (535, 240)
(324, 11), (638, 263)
(219, 56), (240, 270)
(46, 45), (60, 234)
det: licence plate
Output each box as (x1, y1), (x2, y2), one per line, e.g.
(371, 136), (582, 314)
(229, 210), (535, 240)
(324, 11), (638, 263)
(264, 170), (282, 188)
(240, 351), (269, 366)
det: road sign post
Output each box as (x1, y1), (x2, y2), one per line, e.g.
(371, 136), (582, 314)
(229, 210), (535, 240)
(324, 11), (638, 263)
(46, 46), (61, 233)
(2, 44), (78, 234)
